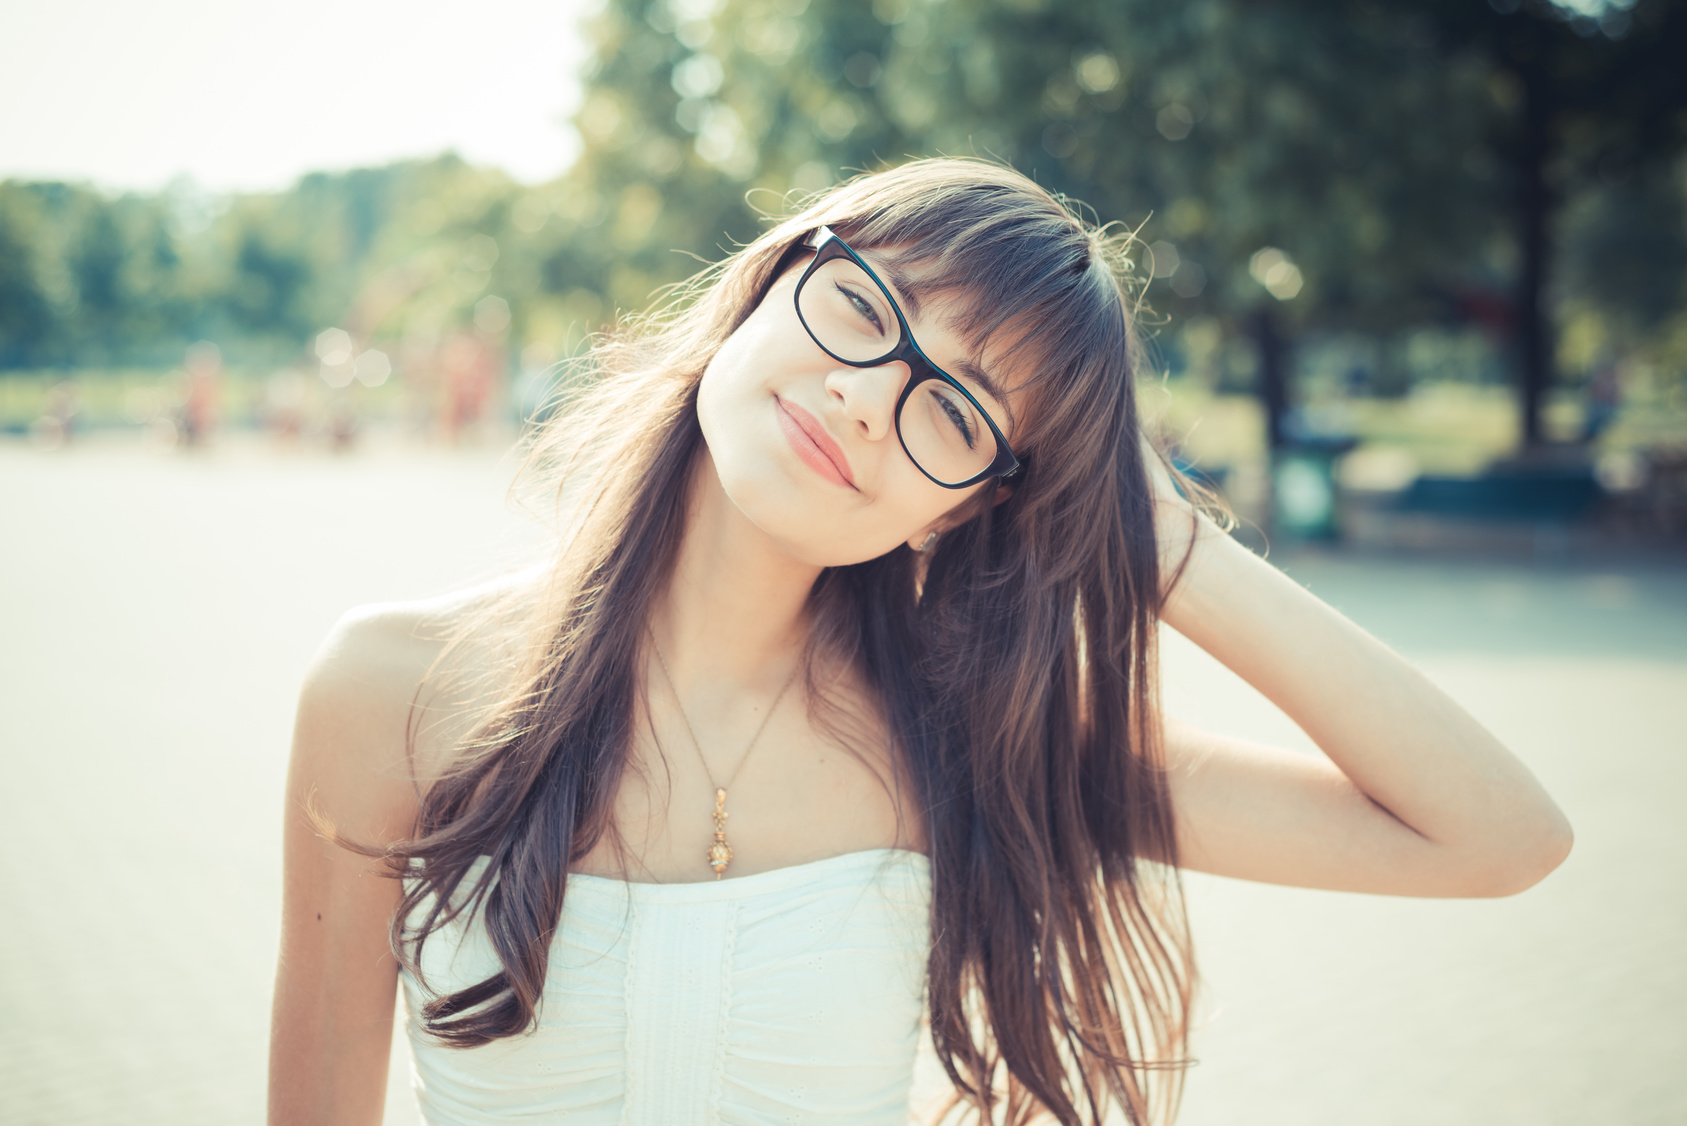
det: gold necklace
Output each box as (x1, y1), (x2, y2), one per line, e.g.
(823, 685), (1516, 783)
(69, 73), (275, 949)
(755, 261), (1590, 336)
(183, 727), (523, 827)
(649, 638), (799, 880)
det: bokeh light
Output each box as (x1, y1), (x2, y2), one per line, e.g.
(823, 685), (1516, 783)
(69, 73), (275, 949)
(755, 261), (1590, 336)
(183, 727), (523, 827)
(1250, 247), (1305, 301)
(353, 350), (392, 388)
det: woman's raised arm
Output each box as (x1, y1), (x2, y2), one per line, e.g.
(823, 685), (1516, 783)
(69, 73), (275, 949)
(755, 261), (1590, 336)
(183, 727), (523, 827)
(268, 608), (430, 1125)
(1151, 474), (1572, 897)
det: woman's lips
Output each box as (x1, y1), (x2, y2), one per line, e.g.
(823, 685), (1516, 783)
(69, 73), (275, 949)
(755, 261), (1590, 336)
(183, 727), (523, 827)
(774, 397), (856, 489)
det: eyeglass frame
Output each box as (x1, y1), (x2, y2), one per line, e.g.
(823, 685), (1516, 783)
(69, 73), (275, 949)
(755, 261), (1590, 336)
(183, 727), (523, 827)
(774, 225), (1022, 490)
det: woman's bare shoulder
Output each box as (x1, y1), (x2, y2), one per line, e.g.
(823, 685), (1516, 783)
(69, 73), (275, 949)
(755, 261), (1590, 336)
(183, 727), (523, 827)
(293, 571), (545, 818)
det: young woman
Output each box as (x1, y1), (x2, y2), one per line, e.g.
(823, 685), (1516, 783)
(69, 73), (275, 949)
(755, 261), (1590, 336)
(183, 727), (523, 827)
(268, 159), (1571, 1126)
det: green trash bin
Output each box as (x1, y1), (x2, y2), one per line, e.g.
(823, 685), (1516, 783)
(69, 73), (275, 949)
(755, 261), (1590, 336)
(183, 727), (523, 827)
(1272, 438), (1356, 541)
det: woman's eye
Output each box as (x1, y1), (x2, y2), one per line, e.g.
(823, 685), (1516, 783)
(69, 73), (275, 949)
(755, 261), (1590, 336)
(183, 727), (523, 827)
(835, 283), (885, 334)
(933, 390), (977, 449)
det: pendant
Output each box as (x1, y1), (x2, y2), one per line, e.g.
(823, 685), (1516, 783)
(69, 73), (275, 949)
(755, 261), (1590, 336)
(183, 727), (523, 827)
(707, 786), (733, 879)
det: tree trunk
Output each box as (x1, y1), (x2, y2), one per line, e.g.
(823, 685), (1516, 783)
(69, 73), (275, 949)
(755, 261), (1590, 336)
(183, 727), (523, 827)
(1253, 305), (1289, 449)
(1516, 55), (1553, 450)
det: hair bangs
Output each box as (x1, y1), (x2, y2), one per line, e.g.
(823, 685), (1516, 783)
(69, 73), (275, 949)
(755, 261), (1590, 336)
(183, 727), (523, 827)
(790, 173), (1138, 466)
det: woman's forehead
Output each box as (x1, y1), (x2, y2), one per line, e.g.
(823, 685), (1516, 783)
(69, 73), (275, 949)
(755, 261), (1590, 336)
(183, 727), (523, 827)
(812, 208), (1128, 456)
(858, 246), (1036, 425)
(883, 256), (1052, 432)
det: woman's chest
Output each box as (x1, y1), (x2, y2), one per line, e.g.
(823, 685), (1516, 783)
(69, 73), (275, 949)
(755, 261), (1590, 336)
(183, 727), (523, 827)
(403, 852), (933, 1124)
(576, 696), (923, 884)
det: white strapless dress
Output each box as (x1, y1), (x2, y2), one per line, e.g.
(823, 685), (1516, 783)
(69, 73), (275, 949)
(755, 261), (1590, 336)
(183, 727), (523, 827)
(399, 849), (933, 1125)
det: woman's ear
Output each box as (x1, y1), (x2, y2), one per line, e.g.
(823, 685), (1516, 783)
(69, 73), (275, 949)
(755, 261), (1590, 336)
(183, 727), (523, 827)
(906, 511), (956, 552)
(907, 480), (1014, 551)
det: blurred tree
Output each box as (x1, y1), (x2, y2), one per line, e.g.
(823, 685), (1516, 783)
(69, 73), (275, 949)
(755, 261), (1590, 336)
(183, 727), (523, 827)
(0, 186), (53, 367)
(559, 0), (1686, 449)
(549, 0), (928, 316)
(2, 0), (1680, 458)
(0, 181), (202, 367)
(0, 157), (532, 370)
(1397, 0), (1687, 446)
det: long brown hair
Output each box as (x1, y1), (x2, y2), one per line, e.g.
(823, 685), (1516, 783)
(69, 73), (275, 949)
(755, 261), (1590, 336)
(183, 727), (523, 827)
(381, 158), (1194, 1125)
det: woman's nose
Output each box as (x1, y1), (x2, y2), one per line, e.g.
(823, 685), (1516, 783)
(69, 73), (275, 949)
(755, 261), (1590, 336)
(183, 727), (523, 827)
(825, 362), (907, 443)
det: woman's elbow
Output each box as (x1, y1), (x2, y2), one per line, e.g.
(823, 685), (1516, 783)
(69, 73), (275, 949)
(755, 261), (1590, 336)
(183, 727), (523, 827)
(1463, 805), (1574, 898)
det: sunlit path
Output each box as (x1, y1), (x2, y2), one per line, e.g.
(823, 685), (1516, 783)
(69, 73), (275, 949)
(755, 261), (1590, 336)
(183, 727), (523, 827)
(2, 438), (1682, 1125)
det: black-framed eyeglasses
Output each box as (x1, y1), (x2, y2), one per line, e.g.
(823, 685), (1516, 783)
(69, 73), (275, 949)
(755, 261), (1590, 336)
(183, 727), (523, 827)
(787, 226), (1021, 490)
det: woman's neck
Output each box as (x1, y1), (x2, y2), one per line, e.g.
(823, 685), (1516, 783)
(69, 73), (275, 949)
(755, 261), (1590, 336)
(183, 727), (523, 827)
(649, 449), (819, 693)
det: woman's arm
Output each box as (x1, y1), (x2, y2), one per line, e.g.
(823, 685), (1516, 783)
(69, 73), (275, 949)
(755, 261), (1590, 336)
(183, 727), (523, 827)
(1154, 500), (1573, 897)
(269, 609), (429, 1125)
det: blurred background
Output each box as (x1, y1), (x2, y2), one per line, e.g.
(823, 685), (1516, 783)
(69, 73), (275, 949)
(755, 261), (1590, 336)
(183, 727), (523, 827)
(2, 0), (1684, 1123)
(5, 0), (1687, 535)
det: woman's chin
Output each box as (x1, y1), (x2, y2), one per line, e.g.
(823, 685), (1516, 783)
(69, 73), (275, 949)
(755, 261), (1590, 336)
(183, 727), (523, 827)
(717, 475), (900, 568)
(700, 414), (909, 568)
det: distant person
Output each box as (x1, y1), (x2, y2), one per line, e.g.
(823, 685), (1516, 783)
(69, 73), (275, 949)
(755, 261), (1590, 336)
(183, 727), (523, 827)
(179, 340), (223, 448)
(263, 369), (308, 443)
(269, 160), (1571, 1125)
(1582, 360), (1622, 443)
(325, 394), (359, 454)
(33, 380), (80, 447)
(439, 332), (495, 442)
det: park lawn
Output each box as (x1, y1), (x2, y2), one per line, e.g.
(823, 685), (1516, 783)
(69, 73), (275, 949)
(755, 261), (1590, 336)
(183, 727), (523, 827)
(1148, 377), (1687, 479)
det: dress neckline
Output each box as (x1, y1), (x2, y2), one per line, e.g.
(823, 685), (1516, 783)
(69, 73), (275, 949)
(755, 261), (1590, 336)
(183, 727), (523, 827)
(565, 847), (930, 903)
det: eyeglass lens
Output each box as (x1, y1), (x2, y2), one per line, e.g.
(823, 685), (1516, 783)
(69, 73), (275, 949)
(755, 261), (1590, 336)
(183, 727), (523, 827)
(796, 254), (1001, 486)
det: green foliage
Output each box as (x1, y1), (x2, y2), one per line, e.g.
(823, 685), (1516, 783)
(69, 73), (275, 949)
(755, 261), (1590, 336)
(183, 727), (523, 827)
(0, 0), (1681, 417)
(557, 0), (1686, 376)
(0, 157), (533, 369)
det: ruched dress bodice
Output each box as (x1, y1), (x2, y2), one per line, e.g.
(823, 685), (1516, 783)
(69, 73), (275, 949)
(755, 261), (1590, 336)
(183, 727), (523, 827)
(399, 849), (933, 1125)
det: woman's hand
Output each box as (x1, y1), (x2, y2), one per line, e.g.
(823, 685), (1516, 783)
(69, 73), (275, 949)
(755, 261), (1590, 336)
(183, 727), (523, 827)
(1138, 435), (1225, 603)
(1142, 439), (1572, 897)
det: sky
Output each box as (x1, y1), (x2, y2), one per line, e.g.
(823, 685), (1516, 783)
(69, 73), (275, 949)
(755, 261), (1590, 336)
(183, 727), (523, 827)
(0, 0), (597, 194)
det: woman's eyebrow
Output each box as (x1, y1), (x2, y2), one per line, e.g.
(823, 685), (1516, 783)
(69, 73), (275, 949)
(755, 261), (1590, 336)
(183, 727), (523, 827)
(876, 263), (926, 321)
(951, 357), (1014, 425)
(869, 252), (1014, 425)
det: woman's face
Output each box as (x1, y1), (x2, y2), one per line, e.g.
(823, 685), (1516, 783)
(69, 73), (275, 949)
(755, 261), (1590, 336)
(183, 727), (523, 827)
(697, 246), (1018, 568)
